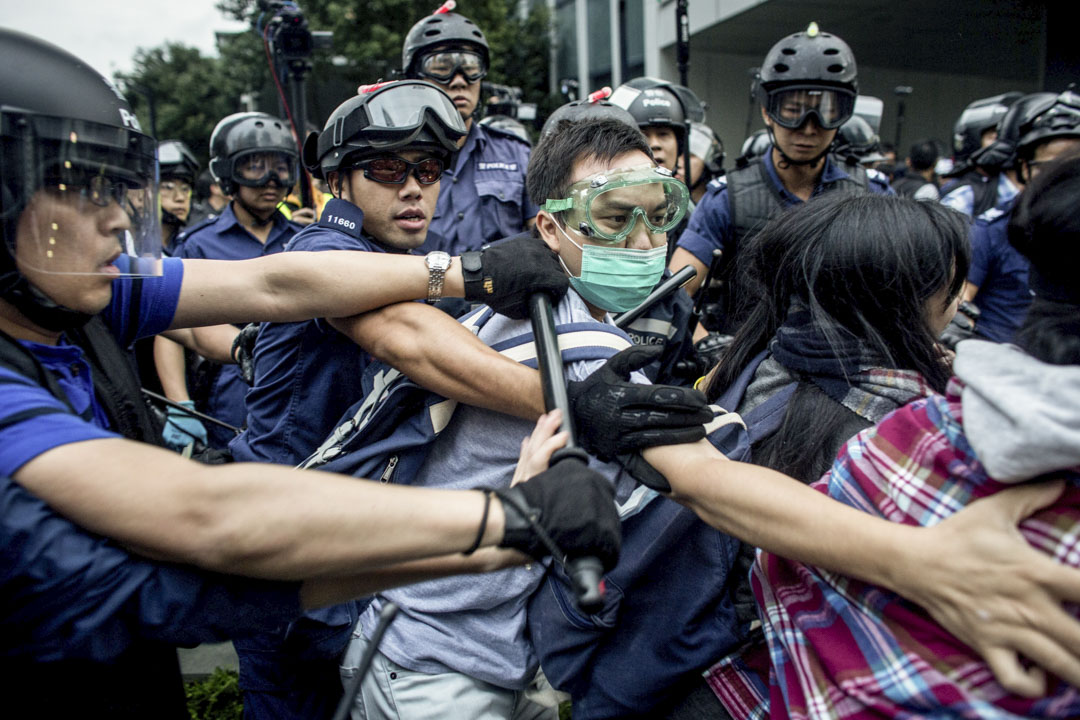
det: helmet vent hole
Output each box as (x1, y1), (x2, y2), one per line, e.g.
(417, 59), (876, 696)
(773, 63), (789, 73)
(827, 64), (845, 74)
(781, 47), (796, 55)
(824, 48), (840, 55)
(424, 29), (441, 37)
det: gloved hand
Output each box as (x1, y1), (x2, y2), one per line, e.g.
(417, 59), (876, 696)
(693, 332), (732, 374)
(568, 345), (712, 461)
(494, 459), (620, 571)
(940, 300), (980, 350)
(462, 235), (568, 319)
(231, 323), (260, 385)
(162, 400), (209, 450)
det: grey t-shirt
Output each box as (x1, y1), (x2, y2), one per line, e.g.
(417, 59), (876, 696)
(358, 291), (641, 689)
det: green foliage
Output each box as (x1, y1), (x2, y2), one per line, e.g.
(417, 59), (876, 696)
(185, 668), (243, 720)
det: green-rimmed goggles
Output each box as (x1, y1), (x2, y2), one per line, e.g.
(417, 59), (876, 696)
(542, 165), (690, 243)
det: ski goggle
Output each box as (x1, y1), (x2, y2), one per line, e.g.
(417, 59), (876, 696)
(764, 87), (855, 130)
(1, 110), (163, 277)
(417, 50), (487, 83)
(230, 150), (298, 188)
(349, 155), (445, 185)
(542, 165), (689, 243)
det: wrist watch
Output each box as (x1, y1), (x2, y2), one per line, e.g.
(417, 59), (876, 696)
(425, 251), (452, 303)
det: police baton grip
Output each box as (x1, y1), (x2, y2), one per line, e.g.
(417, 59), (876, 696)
(527, 292), (606, 614)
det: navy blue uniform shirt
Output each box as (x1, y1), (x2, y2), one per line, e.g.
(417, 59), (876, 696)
(422, 122), (537, 255)
(968, 200), (1032, 343)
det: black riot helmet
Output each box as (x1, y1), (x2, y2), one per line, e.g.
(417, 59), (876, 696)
(402, 8), (490, 81)
(970, 92), (1058, 173)
(540, 89), (639, 141)
(1016, 90), (1080, 161)
(158, 140), (199, 184)
(610, 77), (697, 141)
(736, 129), (772, 167)
(754, 22), (858, 131)
(478, 115), (532, 145)
(832, 115), (887, 165)
(952, 92), (1023, 165)
(303, 81), (466, 183)
(0, 28), (162, 331)
(208, 112), (298, 195)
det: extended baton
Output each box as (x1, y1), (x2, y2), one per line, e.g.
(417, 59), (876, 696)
(140, 388), (243, 435)
(331, 602), (398, 720)
(527, 293), (606, 614)
(613, 265), (696, 330)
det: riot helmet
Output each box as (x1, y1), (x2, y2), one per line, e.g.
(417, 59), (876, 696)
(402, 7), (490, 83)
(540, 88), (639, 142)
(688, 122), (724, 177)
(478, 115), (532, 145)
(736, 129), (772, 167)
(0, 28), (162, 330)
(832, 115), (887, 165)
(208, 112), (298, 196)
(970, 92), (1058, 173)
(158, 140), (199, 229)
(754, 22), (858, 131)
(303, 81), (466, 185)
(610, 78), (690, 138)
(952, 92), (1023, 165)
(1016, 90), (1080, 161)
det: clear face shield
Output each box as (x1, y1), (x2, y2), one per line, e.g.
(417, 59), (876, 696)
(2, 112), (162, 277)
(542, 165), (690, 244)
(764, 87), (855, 130)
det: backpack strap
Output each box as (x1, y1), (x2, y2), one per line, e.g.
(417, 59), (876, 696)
(0, 327), (81, 418)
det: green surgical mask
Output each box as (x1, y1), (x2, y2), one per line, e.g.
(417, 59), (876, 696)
(556, 221), (667, 312)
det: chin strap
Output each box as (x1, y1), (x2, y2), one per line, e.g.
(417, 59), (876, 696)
(0, 266), (93, 332)
(233, 196), (277, 228)
(766, 126), (829, 171)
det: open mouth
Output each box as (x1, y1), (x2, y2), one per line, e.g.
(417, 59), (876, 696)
(100, 250), (122, 273)
(395, 208), (427, 230)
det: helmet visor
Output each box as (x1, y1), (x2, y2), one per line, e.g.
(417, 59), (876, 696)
(418, 51), (487, 83)
(765, 87), (855, 130)
(543, 166), (689, 243)
(230, 150), (299, 188)
(3, 112), (162, 277)
(363, 82), (467, 136)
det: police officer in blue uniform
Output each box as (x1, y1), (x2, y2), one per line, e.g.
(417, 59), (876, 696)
(157, 139), (199, 255)
(938, 92), (1023, 216)
(0, 31), (630, 718)
(670, 23), (891, 325)
(402, 8), (538, 254)
(962, 91), (1080, 344)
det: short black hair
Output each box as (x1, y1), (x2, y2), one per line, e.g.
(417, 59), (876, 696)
(907, 139), (939, 171)
(526, 117), (652, 208)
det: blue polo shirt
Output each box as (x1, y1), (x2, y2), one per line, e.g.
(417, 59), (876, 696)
(177, 203), (299, 447)
(422, 122), (537, 255)
(968, 200), (1032, 343)
(230, 199), (386, 467)
(0, 256), (185, 477)
(677, 149), (893, 266)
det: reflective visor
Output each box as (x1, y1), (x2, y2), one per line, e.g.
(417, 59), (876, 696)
(363, 82), (466, 134)
(543, 165), (689, 243)
(1, 111), (162, 277)
(765, 87), (855, 130)
(418, 51), (487, 83)
(231, 150), (299, 188)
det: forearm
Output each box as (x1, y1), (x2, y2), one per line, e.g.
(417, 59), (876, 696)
(16, 438), (506, 581)
(172, 252), (468, 329)
(299, 547), (522, 609)
(160, 325), (238, 364)
(646, 441), (915, 592)
(153, 335), (191, 402)
(329, 302), (545, 420)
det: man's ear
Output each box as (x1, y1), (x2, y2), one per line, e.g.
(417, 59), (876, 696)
(534, 211), (561, 253)
(326, 171), (342, 199)
(760, 105), (772, 129)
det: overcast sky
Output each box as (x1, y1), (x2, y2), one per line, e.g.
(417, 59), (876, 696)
(3, 1), (250, 78)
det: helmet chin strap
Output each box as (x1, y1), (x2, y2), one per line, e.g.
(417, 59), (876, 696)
(233, 194), (277, 228)
(765, 124), (830, 170)
(0, 266), (92, 331)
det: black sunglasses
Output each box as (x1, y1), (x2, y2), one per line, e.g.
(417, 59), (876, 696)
(351, 156), (445, 185)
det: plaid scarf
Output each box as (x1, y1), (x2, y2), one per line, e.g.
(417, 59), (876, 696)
(769, 303), (933, 424)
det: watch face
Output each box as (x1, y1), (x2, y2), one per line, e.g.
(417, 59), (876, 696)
(427, 251), (451, 271)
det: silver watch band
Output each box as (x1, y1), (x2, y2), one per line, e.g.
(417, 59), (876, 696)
(426, 252), (452, 303)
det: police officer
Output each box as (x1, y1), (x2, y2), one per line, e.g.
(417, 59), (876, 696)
(0, 28), (638, 718)
(611, 77), (693, 174)
(402, 8), (537, 253)
(831, 115), (888, 168)
(156, 112), (305, 449)
(669, 22), (891, 314)
(961, 90), (1080, 344)
(684, 121), (725, 206)
(939, 92), (1023, 212)
(156, 139), (199, 254)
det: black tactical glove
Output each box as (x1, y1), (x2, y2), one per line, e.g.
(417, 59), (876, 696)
(493, 460), (621, 572)
(693, 332), (733, 375)
(939, 300), (980, 350)
(461, 235), (569, 319)
(231, 323), (260, 385)
(568, 345), (712, 461)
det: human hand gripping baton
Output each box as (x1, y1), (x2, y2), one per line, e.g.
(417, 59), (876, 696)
(527, 292), (606, 613)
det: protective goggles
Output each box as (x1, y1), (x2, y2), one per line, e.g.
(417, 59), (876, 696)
(764, 87), (855, 130)
(230, 150), (299, 188)
(542, 165), (689, 243)
(349, 155), (445, 185)
(1, 110), (163, 277)
(417, 51), (487, 83)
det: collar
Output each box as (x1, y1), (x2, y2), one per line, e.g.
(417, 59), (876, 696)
(313, 198), (413, 254)
(216, 201), (289, 237)
(451, 122), (484, 175)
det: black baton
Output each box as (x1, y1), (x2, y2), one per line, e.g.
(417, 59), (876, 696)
(527, 293), (606, 613)
(614, 265), (697, 330)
